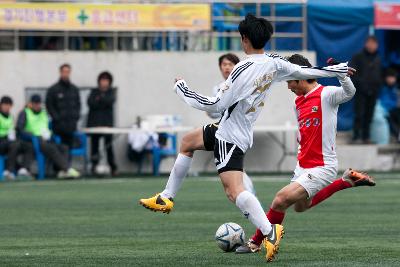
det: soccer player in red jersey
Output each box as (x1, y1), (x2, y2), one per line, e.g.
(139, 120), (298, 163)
(236, 54), (376, 254)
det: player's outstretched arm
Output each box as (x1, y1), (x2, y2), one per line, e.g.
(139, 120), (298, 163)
(275, 58), (349, 81)
(325, 76), (356, 105)
(174, 79), (233, 113)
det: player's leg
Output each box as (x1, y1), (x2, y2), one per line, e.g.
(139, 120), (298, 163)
(220, 170), (284, 261)
(308, 168), (375, 209)
(216, 138), (283, 262)
(160, 127), (205, 198)
(237, 181), (308, 253)
(139, 127), (205, 213)
(239, 166), (324, 253)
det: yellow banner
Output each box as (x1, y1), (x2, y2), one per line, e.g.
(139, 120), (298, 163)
(0, 3), (211, 31)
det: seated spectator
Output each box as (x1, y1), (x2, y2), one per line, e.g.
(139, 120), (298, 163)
(87, 71), (117, 176)
(16, 94), (80, 179)
(379, 68), (400, 141)
(0, 96), (33, 180)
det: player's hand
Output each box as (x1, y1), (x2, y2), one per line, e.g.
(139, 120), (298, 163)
(174, 77), (183, 83)
(173, 78), (187, 94)
(347, 67), (356, 77)
(326, 58), (356, 77)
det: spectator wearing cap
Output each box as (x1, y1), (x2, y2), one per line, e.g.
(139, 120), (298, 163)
(87, 71), (117, 176)
(0, 96), (33, 180)
(45, 63), (81, 149)
(380, 68), (400, 141)
(17, 94), (80, 179)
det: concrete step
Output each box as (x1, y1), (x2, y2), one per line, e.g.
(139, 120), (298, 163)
(337, 144), (399, 171)
(336, 131), (352, 145)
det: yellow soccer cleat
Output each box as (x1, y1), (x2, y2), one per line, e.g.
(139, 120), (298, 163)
(263, 224), (285, 262)
(139, 193), (174, 214)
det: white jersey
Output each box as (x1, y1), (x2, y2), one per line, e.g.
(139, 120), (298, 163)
(206, 81), (224, 119)
(174, 53), (349, 152)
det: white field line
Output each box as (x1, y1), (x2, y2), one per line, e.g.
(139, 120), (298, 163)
(1, 176), (400, 187)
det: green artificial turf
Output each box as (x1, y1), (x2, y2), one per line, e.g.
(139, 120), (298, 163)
(0, 175), (399, 266)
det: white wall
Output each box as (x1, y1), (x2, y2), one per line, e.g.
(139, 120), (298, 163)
(0, 51), (316, 174)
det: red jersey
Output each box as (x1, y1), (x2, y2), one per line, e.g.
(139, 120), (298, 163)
(295, 77), (356, 168)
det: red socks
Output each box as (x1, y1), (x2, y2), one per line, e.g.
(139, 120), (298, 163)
(251, 208), (285, 246)
(250, 179), (352, 246)
(310, 178), (352, 208)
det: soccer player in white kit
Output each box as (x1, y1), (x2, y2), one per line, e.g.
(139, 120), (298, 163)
(140, 14), (352, 262)
(236, 54), (375, 254)
(139, 53), (256, 209)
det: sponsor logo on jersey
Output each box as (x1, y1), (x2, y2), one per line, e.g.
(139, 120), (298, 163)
(311, 106), (318, 112)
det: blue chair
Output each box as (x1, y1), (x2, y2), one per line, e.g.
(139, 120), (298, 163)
(151, 133), (177, 176)
(0, 155), (6, 181)
(53, 132), (88, 174)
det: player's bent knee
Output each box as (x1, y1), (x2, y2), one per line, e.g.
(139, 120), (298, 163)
(271, 193), (290, 210)
(180, 135), (195, 156)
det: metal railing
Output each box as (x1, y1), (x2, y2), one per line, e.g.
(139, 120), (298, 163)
(1, 0), (307, 51)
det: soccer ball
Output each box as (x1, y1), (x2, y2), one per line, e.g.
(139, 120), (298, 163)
(215, 222), (245, 252)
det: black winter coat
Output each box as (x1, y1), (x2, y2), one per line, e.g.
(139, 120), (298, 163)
(350, 49), (383, 96)
(45, 79), (81, 134)
(87, 88), (115, 127)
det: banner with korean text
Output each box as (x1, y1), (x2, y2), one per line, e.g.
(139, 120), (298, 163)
(0, 3), (211, 31)
(375, 3), (400, 30)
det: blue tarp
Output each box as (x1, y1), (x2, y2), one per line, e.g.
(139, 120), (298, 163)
(307, 0), (374, 130)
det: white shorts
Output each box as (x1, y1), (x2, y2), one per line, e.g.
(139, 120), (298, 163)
(291, 163), (338, 198)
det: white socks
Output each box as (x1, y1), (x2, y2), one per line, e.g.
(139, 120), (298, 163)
(160, 153), (192, 199)
(235, 190), (272, 235)
(243, 172), (256, 195)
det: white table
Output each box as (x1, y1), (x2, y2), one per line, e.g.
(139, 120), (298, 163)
(254, 125), (298, 171)
(82, 126), (193, 135)
(82, 125), (298, 172)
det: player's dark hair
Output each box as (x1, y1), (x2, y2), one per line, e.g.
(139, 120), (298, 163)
(59, 63), (71, 71)
(97, 71), (113, 86)
(218, 53), (240, 67)
(0, 96), (13, 105)
(238, 14), (274, 49)
(287, 54), (316, 84)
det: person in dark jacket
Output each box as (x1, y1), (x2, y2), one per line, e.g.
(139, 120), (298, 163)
(87, 71), (117, 176)
(45, 63), (81, 149)
(350, 36), (383, 143)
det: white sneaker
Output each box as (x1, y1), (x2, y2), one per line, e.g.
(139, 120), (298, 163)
(3, 170), (15, 181)
(57, 170), (68, 179)
(67, 168), (80, 179)
(17, 168), (33, 181)
(58, 168), (80, 179)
